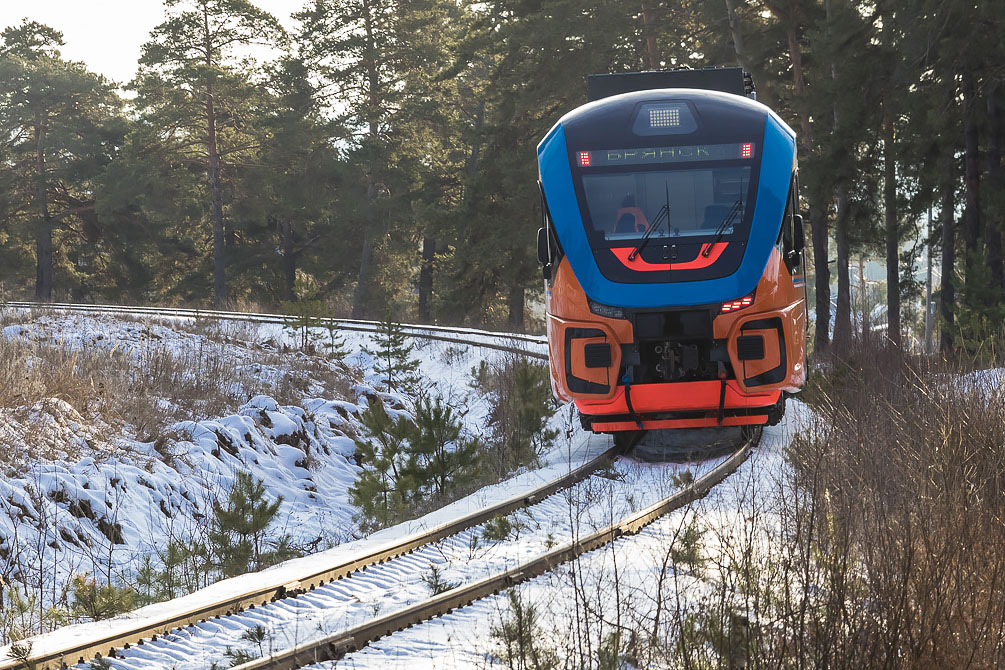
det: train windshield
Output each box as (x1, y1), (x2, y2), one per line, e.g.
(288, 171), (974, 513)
(580, 166), (753, 244)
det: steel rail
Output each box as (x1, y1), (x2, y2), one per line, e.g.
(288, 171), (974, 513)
(229, 437), (755, 670)
(2, 302), (548, 360)
(0, 443), (620, 670)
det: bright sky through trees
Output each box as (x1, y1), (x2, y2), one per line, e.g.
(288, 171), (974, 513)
(0, 0), (297, 84)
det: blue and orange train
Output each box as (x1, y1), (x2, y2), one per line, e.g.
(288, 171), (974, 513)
(536, 68), (807, 437)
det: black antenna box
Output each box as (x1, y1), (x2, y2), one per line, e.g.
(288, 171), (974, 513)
(588, 67), (752, 102)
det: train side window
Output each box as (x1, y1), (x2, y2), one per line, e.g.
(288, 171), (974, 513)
(779, 175), (799, 274)
(537, 180), (563, 278)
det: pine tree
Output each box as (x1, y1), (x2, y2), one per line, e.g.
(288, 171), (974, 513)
(69, 573), (136, 621)
(476, 358), (557, 477)
(297, 0), (414, 318)
(135, 0), (285, 308)
(405, 396), (480, 505)
(281, 297), (325, 351)
(209, 472), (287, 577)
(362, 314), (420, 393)
(349, 400), (414, 529)
(0, 21), (125, 301)
(955, 249), (1005, 361)
(239, 54), (341, 303)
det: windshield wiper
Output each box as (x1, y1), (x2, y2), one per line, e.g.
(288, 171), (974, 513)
(703, 199), (742, 257)
(628, 182), (671, 262)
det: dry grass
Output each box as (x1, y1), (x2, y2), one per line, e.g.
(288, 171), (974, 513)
(0, 309), (362, 454)
(768, 344), (1005, 668)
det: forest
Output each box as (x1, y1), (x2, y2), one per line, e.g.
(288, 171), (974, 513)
(0, 0), (1002, 351)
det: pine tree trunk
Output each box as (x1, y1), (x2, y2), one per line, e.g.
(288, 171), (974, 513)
(810, 199), (830, 351)
(418, 236), (435, 322)
(724, 0), (746, 66)
(353, 0), (380, 320)
(883, 108), (901, 347)
(961, 64), (981, 260)
(940, 155), (956, 355)
(859, 257), (869, 343)
(33, 111), (53, 302)
(507, 285), (524, 332)
(466, 101), (484, 180)
(724, 0), (776, 110)
(204, 4), (227, 310)
(828, 0), (847, 354)
(833, 185), (851, 354)
(640, 1), (660, 69)
(281, 217), (296, 301)
(987, 79), (1004, 299)
(778, 12), (831, 350)
(352, 180), (377, 319)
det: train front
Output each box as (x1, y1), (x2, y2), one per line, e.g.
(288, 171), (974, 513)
(537, 86), (807, 433)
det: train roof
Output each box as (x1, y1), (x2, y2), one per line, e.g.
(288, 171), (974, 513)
(549, 89), (794, 151)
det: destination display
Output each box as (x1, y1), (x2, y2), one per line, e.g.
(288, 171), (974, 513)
(577, 142), (754, 167)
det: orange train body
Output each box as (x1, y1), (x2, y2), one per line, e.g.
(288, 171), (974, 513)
(546, 248), (806, 431)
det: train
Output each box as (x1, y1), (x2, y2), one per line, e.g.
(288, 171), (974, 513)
(536, 68), (807, 441)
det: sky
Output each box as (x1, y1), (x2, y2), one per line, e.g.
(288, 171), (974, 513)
(0, 0), (301, 85)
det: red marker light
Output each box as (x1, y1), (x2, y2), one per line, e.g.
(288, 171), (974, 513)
(741, 143), (752, 158)
(579, 151), (591, 166)
(721, 291), (756, 314)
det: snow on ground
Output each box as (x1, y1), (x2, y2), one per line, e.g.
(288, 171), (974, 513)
(0, 309), (546, 653)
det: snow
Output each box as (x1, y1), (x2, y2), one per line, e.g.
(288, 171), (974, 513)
(58, 434), (729, 670)
(0, 306), (832, 670)
(0, 309), (544, 661)
(2, 415), (613, 667)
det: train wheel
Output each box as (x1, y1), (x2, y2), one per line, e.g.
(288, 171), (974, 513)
(613, 430), (645, 453)
(631, 426), (754, 463)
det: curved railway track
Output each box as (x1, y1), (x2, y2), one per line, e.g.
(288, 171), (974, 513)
(0, 302), (756, 670)
(2, 302), (548, 360)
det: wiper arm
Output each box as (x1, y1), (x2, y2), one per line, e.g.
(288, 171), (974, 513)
(703, 199), (742, 257)
(628, 182), (671, 262)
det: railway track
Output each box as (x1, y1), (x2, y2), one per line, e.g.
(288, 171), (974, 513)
(2, 301), (548, 360)
(229, 435), (755, 670)
(27, 433), (751, 670)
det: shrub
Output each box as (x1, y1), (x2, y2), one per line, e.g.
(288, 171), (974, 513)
(69, 573), (135, 621)
(405, 395), (480, 506)
(473, 356), (558, 478)
(281, 299), (326, 351)
(421, 564), (459, 595)
(766, 343), (1005, 667)
(491, 589), (559, 670)
(363, 315), (420, 393)
(351, 395), (481, 527)
(349, 401), (414, 529)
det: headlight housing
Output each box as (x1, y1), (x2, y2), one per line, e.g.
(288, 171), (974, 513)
(588, 298), (627, 320)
